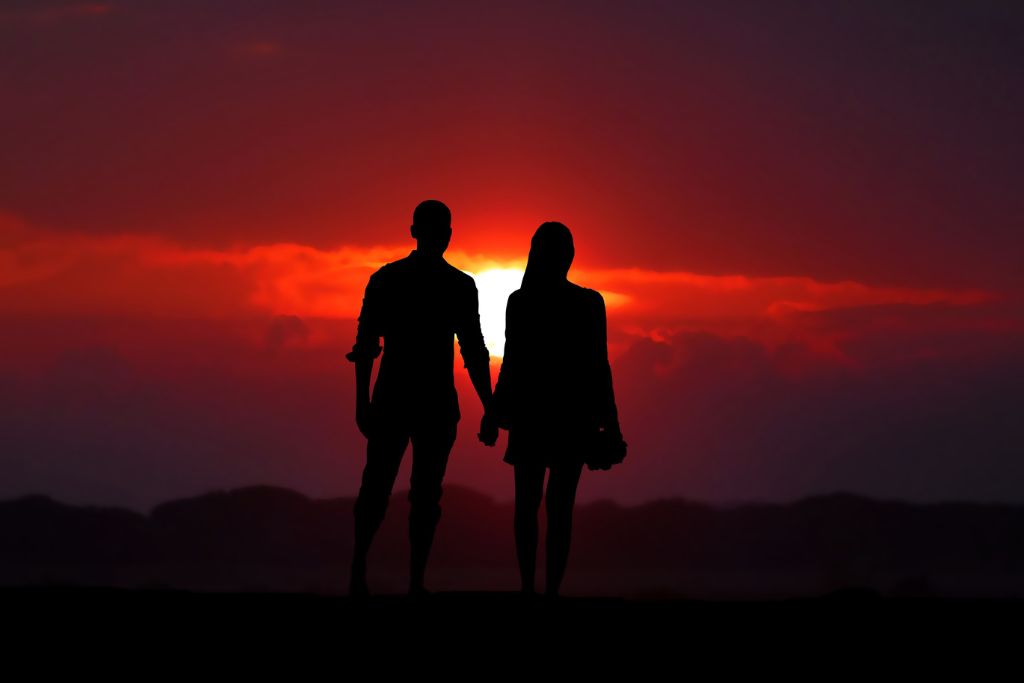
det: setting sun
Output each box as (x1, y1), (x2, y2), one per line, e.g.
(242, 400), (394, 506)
(469, 268), (524, 358)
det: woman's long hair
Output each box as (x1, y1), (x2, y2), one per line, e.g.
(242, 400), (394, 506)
(521, 222), (574, 291)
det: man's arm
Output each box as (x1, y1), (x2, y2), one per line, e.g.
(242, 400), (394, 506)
(351, 355), (374, 437)
(346, 272), (384, 438)
(457, 279), (492, 408)
(456, 279), (495, 444)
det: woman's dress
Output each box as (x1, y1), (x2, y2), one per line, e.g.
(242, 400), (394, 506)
(490, 281), (618, 469)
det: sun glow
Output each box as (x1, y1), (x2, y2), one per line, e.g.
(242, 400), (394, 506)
(470, 268), (524, 358)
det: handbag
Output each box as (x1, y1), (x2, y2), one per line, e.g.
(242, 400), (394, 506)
(584, 429), (628, 471)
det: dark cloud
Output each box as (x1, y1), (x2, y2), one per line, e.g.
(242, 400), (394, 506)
(0, 317), (363, 510)
(598, 323), (1024, 505)
(265, 314), (309, 351)
(0, 2), (114, 26)
(1, 310), (1023, 509)
(1, 1), (1021, 288)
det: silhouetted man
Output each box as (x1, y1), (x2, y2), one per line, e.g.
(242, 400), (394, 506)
(346, 199), (492, 597)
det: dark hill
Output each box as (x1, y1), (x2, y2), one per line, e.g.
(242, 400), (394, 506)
(2, 484), (1024, 598)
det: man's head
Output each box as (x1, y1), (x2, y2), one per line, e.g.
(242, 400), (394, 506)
(410, 199), (452, 256)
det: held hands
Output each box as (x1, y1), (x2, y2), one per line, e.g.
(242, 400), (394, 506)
(478, 413), (499, 447)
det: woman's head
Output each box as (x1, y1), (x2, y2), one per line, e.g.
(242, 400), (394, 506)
(522, 221), (574, 289)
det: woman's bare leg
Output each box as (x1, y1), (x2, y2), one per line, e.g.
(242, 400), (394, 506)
(513, 461), (546, 594)
(544, 459), (584, 597)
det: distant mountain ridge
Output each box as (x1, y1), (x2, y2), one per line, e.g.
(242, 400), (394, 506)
(3, 484), (1024, 598)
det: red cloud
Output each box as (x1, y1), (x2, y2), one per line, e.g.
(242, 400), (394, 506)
(0, 219), (1012, 370)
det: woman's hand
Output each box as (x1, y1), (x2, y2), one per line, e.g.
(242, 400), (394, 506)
(603, 420), (624, 441)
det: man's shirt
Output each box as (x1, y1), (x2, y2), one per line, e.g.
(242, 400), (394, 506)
(347, 249), (489, 426)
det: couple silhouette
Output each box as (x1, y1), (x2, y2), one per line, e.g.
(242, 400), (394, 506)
(346, 199), (625, 599)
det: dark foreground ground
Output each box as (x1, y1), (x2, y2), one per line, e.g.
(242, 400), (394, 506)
(5, 584), (1021, 665)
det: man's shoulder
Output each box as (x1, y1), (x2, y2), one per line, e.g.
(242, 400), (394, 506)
(442, 260), (474, 281)
(440, 261), (478, 293)
(368, 255), (475, 293)
(368, 254), (413, 281)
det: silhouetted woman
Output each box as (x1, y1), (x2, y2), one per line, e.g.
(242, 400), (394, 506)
(482, 222), (624, 598)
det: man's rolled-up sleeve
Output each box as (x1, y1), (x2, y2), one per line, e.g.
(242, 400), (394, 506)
(346, 272), (384, 363)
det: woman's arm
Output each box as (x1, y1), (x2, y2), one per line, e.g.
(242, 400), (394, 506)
(487, 290), (520, 431)
(593, 290), (621, 436)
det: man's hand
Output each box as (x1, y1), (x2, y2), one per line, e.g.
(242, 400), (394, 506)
(478, 413), (499, 447)
(356, 400), (375, 440)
